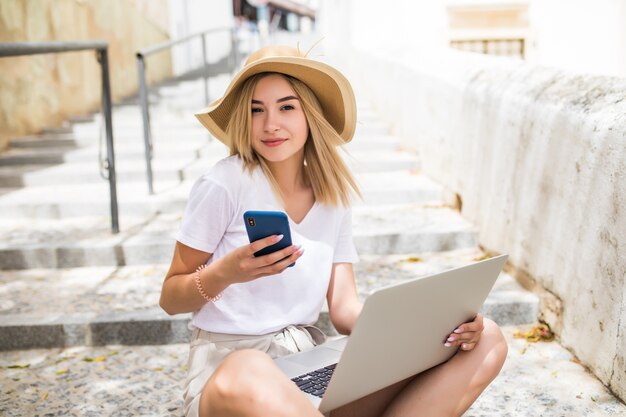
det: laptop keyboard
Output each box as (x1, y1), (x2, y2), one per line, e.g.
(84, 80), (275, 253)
(291, 363), (337, 398)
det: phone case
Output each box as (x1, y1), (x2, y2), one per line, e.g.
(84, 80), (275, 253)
(243, 211), (295, 266)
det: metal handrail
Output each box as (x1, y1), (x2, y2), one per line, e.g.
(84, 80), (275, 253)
(0, 41), (119, 234)
(136, 26), (236, 194)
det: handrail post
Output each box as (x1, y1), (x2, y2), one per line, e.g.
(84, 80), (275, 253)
(136, 53), (155, 195)
(0, 40), (120, 234)
(97, 48), (120, 234)
(200, 33), (209, 106)
(134, 27), (238, 188)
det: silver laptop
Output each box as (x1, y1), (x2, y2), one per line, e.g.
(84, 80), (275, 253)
(274, 254), (508, 414)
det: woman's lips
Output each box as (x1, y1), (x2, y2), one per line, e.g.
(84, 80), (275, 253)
(262, 138), (287, 147)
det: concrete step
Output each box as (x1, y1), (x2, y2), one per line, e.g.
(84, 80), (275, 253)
(0, 136), (216, 167)
(0, 137), (409, 187)
(0, 143), (227, 188)
(2, 325), (623, 416)
(343, 134), (402, 151)
(0, 249), (538, 350)
(354, 120), (389, 137)
(66, 120), (385, 145)
(0, 205), (475, 269)
(9, 135), (80, 149)
(343, 149), (419, 172)
(0, 170), (443, 218)
(174, 150), (420, 181)
(0, 162), (188, 188)
(2, 130), (397, 168)
(34, 124), (210, 146)
(0, 145), (201, 168)
(352, 204), (477, 254)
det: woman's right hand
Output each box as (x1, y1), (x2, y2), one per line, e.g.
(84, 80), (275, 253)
(213, 234), (304, 284)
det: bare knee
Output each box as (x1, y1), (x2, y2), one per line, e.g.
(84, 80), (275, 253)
(478, 319), (508, 381)
(202, 349), (278, 416)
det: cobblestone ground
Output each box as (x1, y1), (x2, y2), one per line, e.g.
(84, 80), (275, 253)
(2, 327), (625, 417)
(1, 343), (186, 416)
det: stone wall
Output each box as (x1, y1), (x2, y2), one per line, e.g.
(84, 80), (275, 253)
(332, 46), (626, 402)
(0, 0), (173, 150)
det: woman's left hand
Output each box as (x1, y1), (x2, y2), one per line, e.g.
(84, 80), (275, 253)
(445, 313), (485, 351)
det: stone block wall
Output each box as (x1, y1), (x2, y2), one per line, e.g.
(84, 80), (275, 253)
(334, 47), (625, 402)
(0, 0), (172, 150)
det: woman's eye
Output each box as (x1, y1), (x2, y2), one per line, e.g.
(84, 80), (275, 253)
(281, 104), (295, 111)
(251, 107), (263, 113)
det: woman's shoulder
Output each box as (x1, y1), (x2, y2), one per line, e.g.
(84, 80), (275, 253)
(210, 154), (245, 175)
(197, 155), (245, 183)
(192, 155), (257, 194)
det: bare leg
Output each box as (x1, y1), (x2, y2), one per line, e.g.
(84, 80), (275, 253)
(329, 377), (412, 417)
(199, 349), (323, 417)
(382, 318), (508, 417)
(198, 319), (506, 417)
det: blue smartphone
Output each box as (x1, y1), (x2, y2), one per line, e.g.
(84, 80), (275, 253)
(243, 210), (295, 266)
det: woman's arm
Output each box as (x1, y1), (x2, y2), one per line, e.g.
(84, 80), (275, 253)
(326, 263), (363, 335)
(159, 242), (229, 315)
(160, 237), (305, 315)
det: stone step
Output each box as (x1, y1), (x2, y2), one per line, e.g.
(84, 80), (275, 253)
(0, 142), (404, 188)
(344, 134), (401, 151)
(352, 204), (477, 254)
(181, 150), (419, 178)
(0, 170), (443, 218)
(67, 121), (384, 144)
(0, 137), (216, 167)
(0, 134), (412, 190)
(0, 249), (538, 350)
(0, 135), (405, 187)
(0, 134), (394, 187)
(9, 135), (80, 149)
(0, 160), (205, 188)
(3, 131), (397, 165)
(0, 205), (475, 269)
(33, 126), (209, 146)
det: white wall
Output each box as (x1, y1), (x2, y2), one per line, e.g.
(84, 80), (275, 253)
(337, 44), (626, 404)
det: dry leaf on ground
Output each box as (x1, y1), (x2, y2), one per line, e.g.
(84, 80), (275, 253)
(514, 324), (554, 342)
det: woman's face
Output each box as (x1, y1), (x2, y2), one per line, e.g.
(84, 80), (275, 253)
(250, 74), (309, 164)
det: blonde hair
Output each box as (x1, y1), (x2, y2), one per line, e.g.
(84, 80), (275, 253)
(225, 72), (361, 207)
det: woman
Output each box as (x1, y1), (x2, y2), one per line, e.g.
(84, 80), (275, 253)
(160, 45), (508, 417)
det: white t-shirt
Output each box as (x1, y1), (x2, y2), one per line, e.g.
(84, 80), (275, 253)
(177, 155), (359, 335)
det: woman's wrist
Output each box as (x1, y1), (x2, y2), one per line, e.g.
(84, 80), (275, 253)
(195, 261), (230, 302)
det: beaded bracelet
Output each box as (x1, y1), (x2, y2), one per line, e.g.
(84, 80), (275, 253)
(194, 264), (222, 303)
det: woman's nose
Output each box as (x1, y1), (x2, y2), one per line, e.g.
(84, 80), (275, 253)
(263, 111), (280, 132)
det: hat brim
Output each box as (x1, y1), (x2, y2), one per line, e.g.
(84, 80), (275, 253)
(195, 56), (356, 145)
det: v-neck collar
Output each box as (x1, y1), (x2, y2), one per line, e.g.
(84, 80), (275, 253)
(255, 165), (317, 227)
(287, 201), (318, 226)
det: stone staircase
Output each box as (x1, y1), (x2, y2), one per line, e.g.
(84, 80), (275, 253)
(1, 75), (624, 416)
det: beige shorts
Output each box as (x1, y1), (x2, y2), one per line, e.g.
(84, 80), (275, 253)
(183, 325), (327, 417)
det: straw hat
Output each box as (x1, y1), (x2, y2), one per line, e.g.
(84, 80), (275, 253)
(194, 45), (357, 145)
